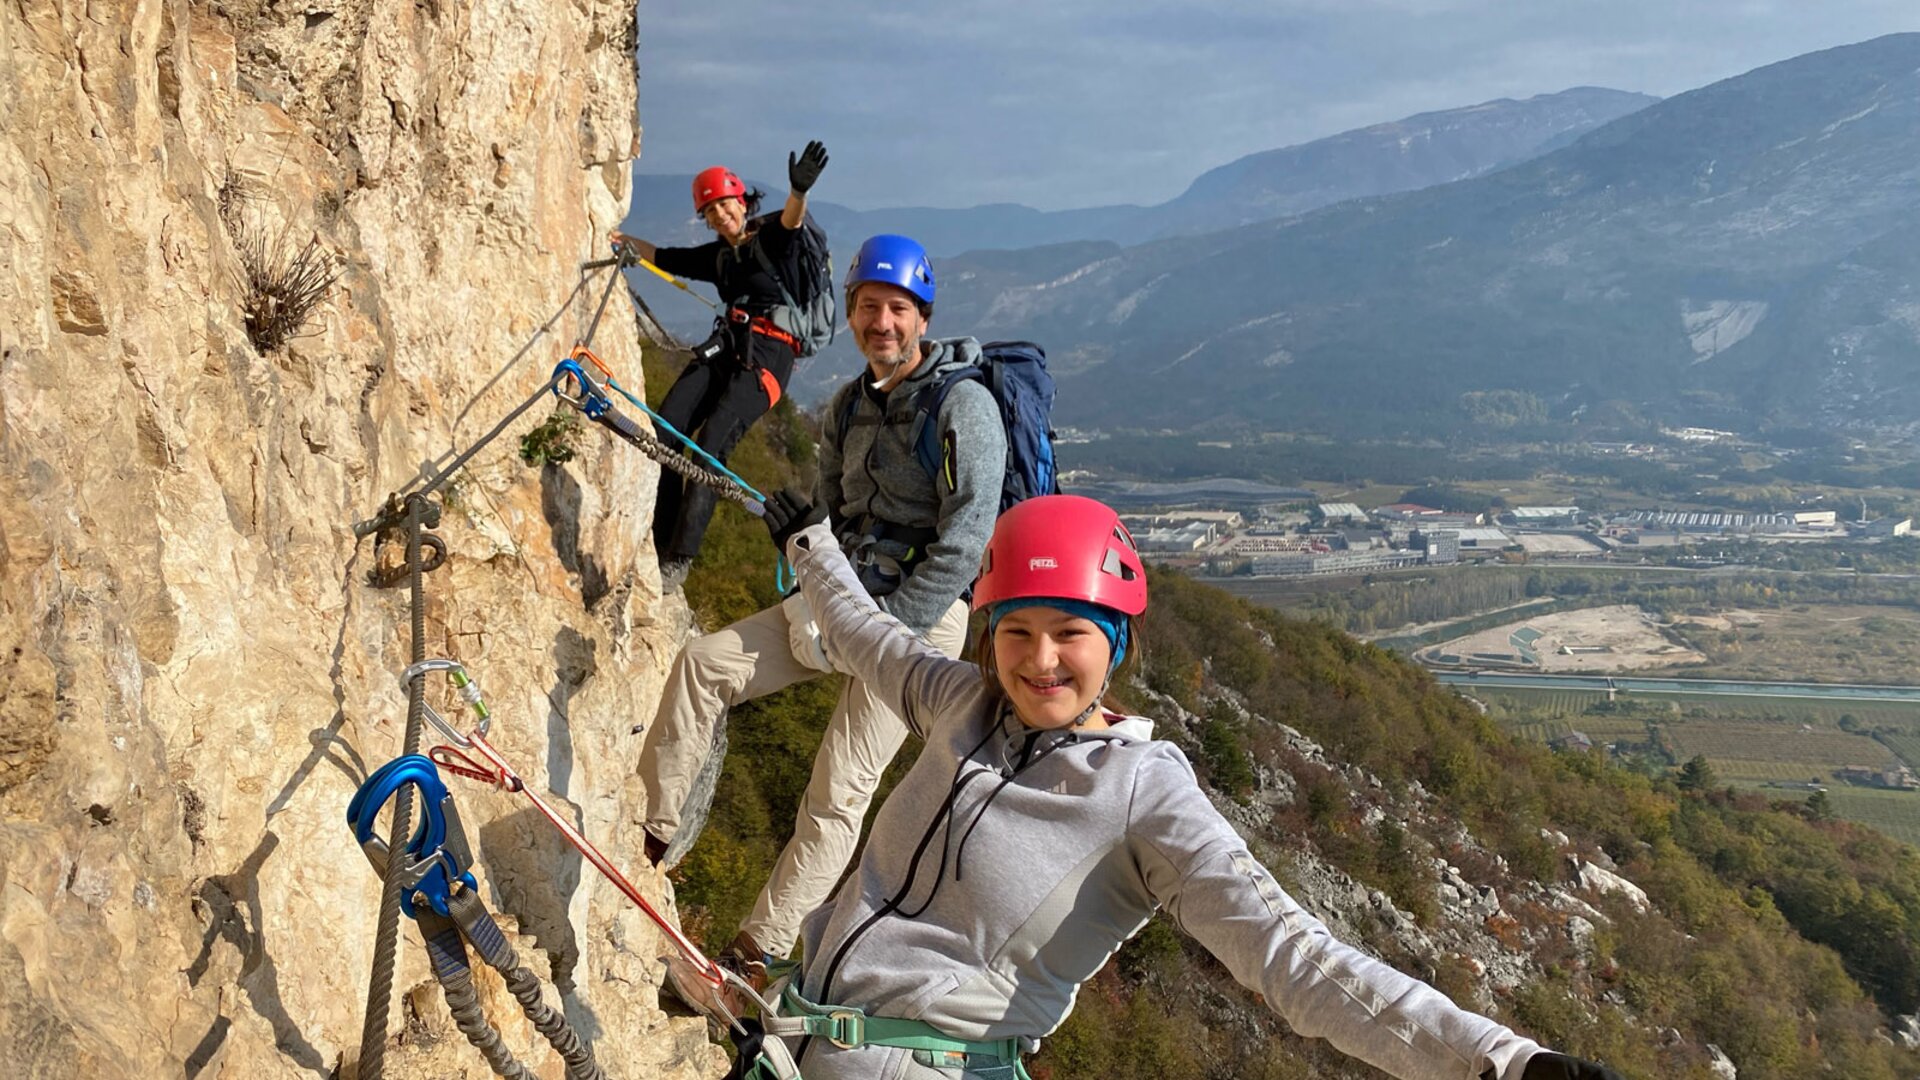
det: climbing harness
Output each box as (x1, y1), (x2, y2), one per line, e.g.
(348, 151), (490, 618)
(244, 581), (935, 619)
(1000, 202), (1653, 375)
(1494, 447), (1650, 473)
(347, 754), (606, 1080)
(765, 983), (1033, 1080)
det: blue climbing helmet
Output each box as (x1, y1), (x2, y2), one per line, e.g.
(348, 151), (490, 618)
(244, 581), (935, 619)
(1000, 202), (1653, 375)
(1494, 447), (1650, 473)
(844, 234), (935, 307)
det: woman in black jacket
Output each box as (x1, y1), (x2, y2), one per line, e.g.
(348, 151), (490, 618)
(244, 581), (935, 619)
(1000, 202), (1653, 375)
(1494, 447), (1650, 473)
(612, 140), (828, 589)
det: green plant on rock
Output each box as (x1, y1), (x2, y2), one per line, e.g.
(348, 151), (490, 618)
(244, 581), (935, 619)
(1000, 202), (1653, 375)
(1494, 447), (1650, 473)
(519, 408), (581, 467)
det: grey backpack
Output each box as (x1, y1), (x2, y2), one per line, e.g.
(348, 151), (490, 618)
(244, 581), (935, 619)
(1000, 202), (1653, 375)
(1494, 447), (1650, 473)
(724, 211), (837, 358)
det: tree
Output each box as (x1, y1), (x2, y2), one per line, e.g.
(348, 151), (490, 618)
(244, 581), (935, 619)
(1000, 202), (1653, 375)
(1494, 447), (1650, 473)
(1677, 755), (1716, 793)
(1805, 789), (1833, 821)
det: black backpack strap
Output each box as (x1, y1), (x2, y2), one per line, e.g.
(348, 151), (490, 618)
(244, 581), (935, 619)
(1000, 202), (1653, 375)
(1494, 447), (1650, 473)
(908, 368), (985, 481)
(748, 232), (802, 315)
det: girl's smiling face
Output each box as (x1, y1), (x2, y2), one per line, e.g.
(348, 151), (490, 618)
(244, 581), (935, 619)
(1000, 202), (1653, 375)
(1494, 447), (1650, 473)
(992, 604), (1113, 730)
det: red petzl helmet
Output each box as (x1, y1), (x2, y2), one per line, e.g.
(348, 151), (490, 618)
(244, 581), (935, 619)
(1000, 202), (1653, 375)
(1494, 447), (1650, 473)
(972, 495), (1147, 615)
(691, 166), (746, 212)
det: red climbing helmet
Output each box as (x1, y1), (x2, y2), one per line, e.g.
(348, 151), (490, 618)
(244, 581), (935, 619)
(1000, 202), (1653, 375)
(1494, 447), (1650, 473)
(691, 166), (747, 212)
(972, 495), (1147, 616)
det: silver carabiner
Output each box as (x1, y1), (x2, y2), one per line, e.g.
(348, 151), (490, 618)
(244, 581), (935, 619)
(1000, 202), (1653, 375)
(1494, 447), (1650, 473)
(403, 659), (492, 743)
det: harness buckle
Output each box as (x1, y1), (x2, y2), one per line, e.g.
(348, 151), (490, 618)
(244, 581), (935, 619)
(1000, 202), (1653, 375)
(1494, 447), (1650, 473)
(825, 1009), (865, 1049)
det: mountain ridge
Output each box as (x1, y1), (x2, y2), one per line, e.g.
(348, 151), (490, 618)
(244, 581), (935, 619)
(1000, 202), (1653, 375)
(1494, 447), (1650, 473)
(927, 33), (1920, 438)
(621, 86), (1656, 259)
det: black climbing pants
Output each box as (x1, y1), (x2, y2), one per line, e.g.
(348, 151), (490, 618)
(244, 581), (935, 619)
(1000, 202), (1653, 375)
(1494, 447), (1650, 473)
(652, 329), (795, 563)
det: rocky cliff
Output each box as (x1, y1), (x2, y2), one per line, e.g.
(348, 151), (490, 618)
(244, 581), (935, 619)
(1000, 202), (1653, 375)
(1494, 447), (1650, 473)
(0, 0), (718, 1076)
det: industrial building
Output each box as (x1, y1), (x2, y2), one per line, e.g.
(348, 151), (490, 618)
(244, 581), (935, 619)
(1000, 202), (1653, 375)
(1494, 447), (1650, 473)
(1137, 521), (1218, 553)
(1250, 549), (1423, 577)
(1507, 506), (1583, 527)
(1618, 510), (1797, 533)
(1414, 528), (1460, 565)
(1452, 526), (1514, 550)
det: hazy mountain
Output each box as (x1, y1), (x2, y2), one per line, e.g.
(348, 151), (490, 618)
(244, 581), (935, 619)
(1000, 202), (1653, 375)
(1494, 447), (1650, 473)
(620, 176), (1140, 257)
(927, 34), (1920, 438)
(619, 87), (1656, 259)
(620, 88), (1656, 399)
(1130, 86), (1657, 242)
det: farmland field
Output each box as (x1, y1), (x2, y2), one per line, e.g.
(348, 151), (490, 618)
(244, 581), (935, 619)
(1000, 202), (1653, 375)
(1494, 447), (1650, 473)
(1468, 683), (1920, 847)
(1666, 722), (1897, 768)
(1565, 716), (1657, 742)
(1815, 787), (1920, 848)
(1464, 685), (1920, 731)
(1466, 687), (1608, 719)
(1876, 732), (1920, 770)
(1671, 604), (1920, 687)
(1712, 759), (1833, 784)
(1651, 697), (1920, 729)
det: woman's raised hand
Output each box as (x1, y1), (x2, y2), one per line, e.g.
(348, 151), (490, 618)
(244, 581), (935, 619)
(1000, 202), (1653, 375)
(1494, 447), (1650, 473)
(788, 140), (829, 195)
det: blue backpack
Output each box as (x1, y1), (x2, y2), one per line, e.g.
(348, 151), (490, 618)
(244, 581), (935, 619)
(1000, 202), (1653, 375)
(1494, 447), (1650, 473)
(838, 340), (1060, 513)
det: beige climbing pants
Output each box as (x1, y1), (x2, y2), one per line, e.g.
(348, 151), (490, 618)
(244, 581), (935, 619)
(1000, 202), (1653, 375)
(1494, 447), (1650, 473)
(638, 597), (971, 956)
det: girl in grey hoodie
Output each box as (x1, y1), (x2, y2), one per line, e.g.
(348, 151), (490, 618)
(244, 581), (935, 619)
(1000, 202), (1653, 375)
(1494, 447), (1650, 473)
(751, 491), (1624, 1080)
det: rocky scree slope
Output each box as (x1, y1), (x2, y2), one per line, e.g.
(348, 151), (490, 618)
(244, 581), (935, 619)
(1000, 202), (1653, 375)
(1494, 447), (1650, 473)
(1015, 568), (1920, 1079)
(0, 0), (722, 1076)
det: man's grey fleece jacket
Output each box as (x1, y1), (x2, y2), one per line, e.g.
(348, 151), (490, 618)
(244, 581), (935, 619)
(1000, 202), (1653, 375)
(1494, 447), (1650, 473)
(779, 520), (1549, 1080)
(815, 337), (1006, 635)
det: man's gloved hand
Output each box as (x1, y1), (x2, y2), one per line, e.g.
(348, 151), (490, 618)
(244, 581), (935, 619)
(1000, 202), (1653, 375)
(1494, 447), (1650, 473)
(763, 487), (826, 553)
(788, 140), (829, 195)
(1520, 1051), (1626, 1080)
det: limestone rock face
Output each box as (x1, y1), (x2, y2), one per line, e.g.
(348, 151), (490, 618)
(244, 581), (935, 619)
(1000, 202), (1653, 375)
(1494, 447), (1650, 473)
(0, 0), (720, 1076)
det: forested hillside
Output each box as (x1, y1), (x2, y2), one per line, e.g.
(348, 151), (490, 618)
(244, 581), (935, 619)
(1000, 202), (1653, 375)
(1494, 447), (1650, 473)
(649, 360), (1920, 1077)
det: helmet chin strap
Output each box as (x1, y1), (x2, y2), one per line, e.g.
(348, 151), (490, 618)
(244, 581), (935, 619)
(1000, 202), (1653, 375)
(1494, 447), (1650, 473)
(1072, 675), (1114, 727)
(868, 346), (916, 390)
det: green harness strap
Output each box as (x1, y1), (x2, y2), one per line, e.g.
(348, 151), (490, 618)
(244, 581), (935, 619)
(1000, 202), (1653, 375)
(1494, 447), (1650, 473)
(774, 983), (1033, 1078)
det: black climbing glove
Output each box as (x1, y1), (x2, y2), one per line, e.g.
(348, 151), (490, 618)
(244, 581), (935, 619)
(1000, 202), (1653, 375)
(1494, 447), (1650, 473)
(787, 140), (828, 195)
(763, 487), (826, 553)
(1519, 1051), (1626, 1080)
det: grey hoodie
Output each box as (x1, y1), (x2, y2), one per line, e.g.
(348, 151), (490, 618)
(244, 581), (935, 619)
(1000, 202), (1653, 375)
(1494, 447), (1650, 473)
(816, 337), (1007, 635)
(782, 522), (1546, 1080)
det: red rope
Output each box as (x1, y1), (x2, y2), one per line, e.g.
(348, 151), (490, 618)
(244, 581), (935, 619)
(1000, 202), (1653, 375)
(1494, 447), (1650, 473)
(430, 736), (726, 989)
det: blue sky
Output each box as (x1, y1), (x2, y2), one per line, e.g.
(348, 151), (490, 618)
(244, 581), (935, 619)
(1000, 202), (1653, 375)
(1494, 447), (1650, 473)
(632, 2), (1918, 211)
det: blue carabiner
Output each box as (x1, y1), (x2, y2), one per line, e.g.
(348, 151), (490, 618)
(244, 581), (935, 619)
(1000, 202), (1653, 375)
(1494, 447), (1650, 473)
(551, 357), (613, 420)
(346, 754), (477, 918)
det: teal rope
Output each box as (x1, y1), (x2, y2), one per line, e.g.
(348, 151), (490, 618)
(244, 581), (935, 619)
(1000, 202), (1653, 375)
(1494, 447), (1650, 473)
(597, 373), (767, 504)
